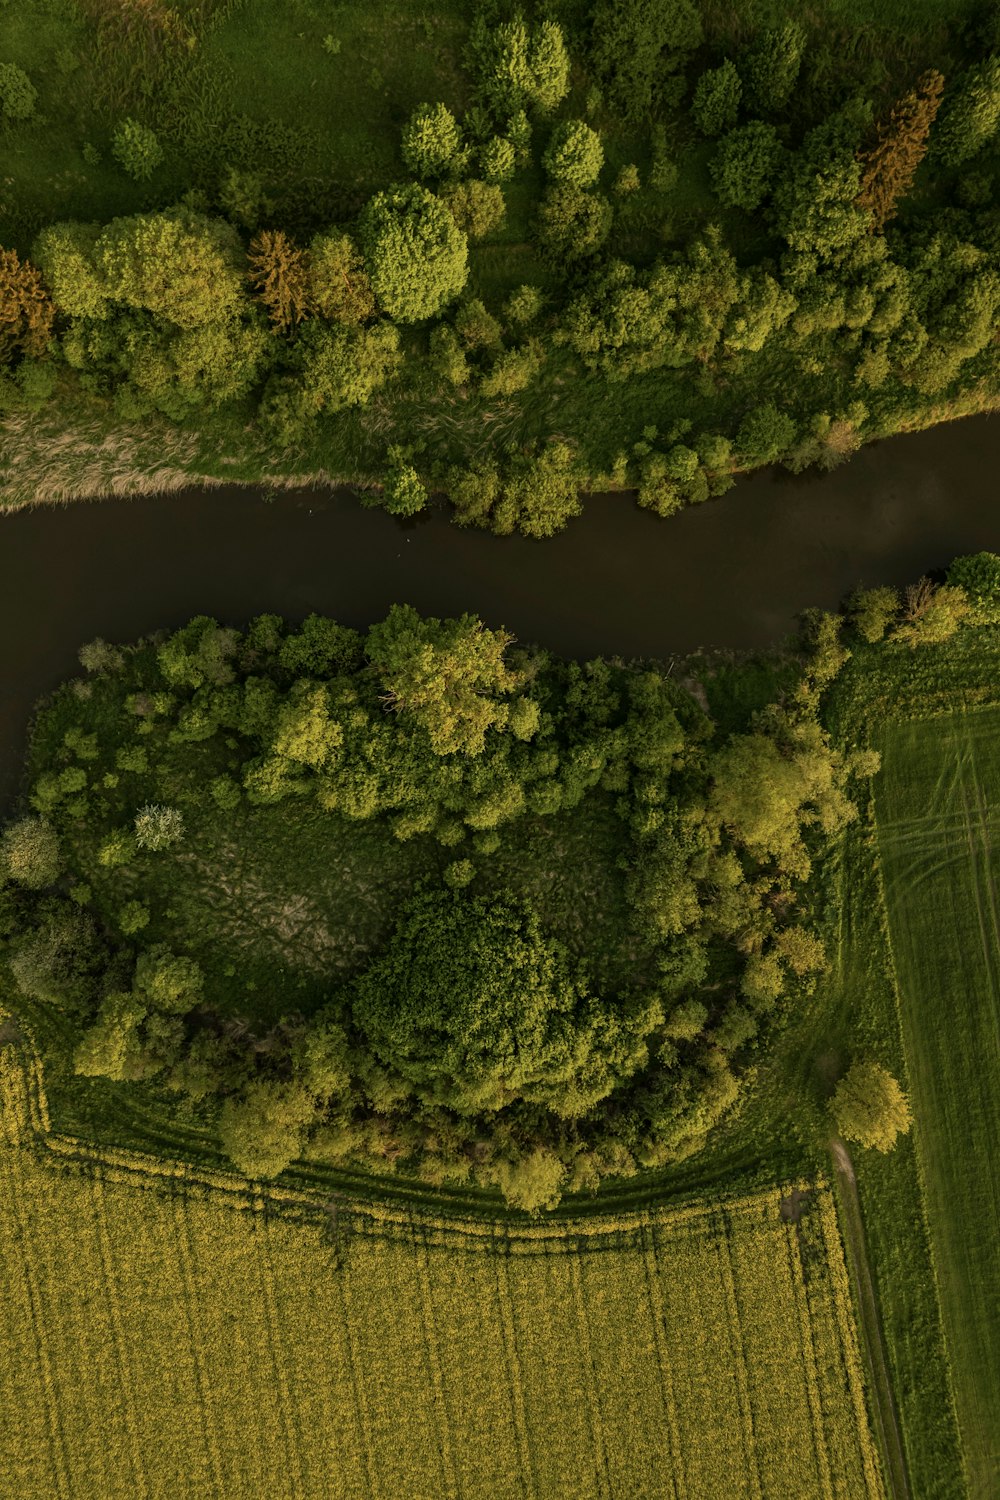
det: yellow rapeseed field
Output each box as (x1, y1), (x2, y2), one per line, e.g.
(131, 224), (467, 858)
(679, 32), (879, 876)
(0, 1042), (882, 1499)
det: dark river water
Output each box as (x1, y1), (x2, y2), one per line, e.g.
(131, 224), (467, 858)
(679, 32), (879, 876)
(3, 410), (999, 805)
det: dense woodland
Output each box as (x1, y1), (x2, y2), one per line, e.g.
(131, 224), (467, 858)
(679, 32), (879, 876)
(4, 0), (1000, 516)
(8, 551), (997, 1207)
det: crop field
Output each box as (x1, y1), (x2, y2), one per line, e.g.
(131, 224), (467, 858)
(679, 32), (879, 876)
(875, 705), (1000, 1500)
(0, 1043), (881, 1500)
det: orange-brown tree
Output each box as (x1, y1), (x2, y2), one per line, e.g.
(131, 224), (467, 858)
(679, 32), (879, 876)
(856, 70), (945, 230)
(247, 229), (312, 333)
(0, 248), (55, 364)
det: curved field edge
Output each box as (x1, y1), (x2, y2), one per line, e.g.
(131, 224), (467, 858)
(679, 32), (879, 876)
(0, 378), (996, 513)
(0, 1036), (884, 1500)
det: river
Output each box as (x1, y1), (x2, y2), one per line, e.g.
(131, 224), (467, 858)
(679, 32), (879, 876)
(2, 410), (999, 804)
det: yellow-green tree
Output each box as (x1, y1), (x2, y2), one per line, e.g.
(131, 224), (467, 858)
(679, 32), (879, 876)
(831, 1060), (912, 1152)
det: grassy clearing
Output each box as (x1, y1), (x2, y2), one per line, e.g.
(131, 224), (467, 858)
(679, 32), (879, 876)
(0, 1038), (882, 1500)
(874, 707), (1000, 1500)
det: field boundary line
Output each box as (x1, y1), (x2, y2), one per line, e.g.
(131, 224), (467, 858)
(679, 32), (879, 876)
(171, 1192), (227, 1496)
(785, 1220), (837, 1500)
(414, 1232), (460, 1500)
(829, 1139), (911, 1500)
(718, 1214), (764, 1500)
(259, 1211), (309, 1499)
(494, 1254), (537, 1500)
(90, 1169), (152, 1500)
(641, 1227), (685, 1500)
(336, 1261), (378, 1500)
(568, 1251), (614, 1500)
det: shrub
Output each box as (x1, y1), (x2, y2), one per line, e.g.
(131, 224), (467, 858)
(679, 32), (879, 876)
(536, 186), (612, 264)
(358, 184), (468, 322)
(134, 804), (185, 851)
(948, 551), (1000, 612)
(613, 163), (640, 196)
(935, 55), (1000, 167)
(739, 23), (805, 115)
(710, 123), (784, 211)
(1, 818), (61, 888)
(479, 341), (544, 398)
(0, 63), (37, 122)
(892, 579), (970, 647)
(542, 121), (604, 187)
(440, 179), (506, 240)
(443, 858), (475, 888)
(119, 901), (150, 935)
(111, 119), (163, 181)
(848, 584), (899, 642)
(218, 166), (274, 232)
(504, 284), (544, 325)
(736, 402), (796, 463)
(691, 60), (742, 138)
(308, 233), (375, 324)
(401, 102), (464, 179)
(247, 229), (311, 333)
(480, 136), (516, 184)
(428, 324), (469, 384)
(0, 249), (55, 363)
(381, 452), (428, 516)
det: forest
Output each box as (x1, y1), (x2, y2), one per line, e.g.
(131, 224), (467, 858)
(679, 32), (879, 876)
(3, 0), (1000, 519)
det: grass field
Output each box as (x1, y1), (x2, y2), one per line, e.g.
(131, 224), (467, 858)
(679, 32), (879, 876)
(875, 706), (1000, 1500)
(0, 1038), (883, 1500)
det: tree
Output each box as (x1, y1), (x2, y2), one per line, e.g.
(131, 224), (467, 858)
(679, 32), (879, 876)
(892, 578), (969, 646)
(736, 402), (796, 463)
(857, 72), (944, 229)
(469, 14), (570, 116)
(134, 804), (185, 851)
(365, 604), (525, 754)
(536, 186), (612, 264)
(111, 118), (163, 181)
(358, 184), (468, 322)
(480, 137), (516, 184)
(380, 451), (428, 516)
(401, 102), (464, 179)
(831, 1059), (912, 1152)
(93, 208), (247, 328)
(0, 63), (37, 121)
(935, 55), (1000, 167)
(590, 0), (702, 121)
(739, 23), (805, 115)
(440, 180), (506, 240)
(247, 229), (311, 333)
(848, 584), (899, 642)
(349, 888), (652, 1118)
(772, 131), (871, 258)
(710, 122), (784, 211)
(691, 60), (742, 138)
(31, 222), (109, 319)
(948, 551), (1000, 616)
(0, 249), (55, 364)
(542, 121), (604, 187)
(307, 232), (375, 324)
(1, 818), (61, 888)
(219, 1078), (318, 1178)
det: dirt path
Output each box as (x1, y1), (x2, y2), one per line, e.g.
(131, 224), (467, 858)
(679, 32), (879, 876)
(830, 1136), (912, 1500)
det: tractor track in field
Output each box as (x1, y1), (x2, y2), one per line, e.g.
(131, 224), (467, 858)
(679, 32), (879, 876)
(830, 1135), (912, 1500)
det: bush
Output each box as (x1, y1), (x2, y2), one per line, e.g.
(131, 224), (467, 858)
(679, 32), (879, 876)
(440, 180), (506, 240)
(308, 233), (375, 324)
(0, 63), (37, 122)
(739, 23), (805, 115)
(401, 102), (464, 179)
(480, 137), (516, 184)
(736, 402), (796, 464)
(111, 119), (163, 181)
(542, 121), (604, 187)
(134, 804), (185, 851)
(479, 341), (544, 398)
(119, 901), (150, 935)
(710, 123), (784, 211)
(1, 818), (61, 888)
(428, 324), (469, 384)
(536, 186), (612, 264)
(358, 184), (468, 322)
(691, 60), (742, 138)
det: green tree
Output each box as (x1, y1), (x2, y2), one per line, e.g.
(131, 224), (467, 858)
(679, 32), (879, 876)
(469, 14), (570, 116)
(440, 180), (506, 240)
(691, 60), (742, 138)
(358, 184), (468, 322)
(948, 551), (1000, 618)
(480, 137), (516, 184)
(380, 451), (428, 516)
(892, 578), (969, 646)
(772, 118), (871, 259)
(590, 0), (702, 121)
(739, 23), (805, 115)
(736, 402), (796, 464)
(710, 122), (784, 211)
(542, 121), (604, 187)
(0, 63), (37, 121)
(350, 888), (652, 1117)
(1, 818), (61, 888)
(365, 604), (525, 754)
(830, 1059), (912, 1152)
(110, 119), (163, 181)
(848, 584), (899, 642)
(935, 55), (1000, 167)
(536, 186), (612, 264)
(219, 1078), (318, 1178)
(93, 208), (247, 328)
(307, 233), (376, 324)
(401, 102), (464, 179)
(31, 222), (109, 320)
